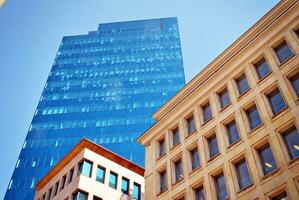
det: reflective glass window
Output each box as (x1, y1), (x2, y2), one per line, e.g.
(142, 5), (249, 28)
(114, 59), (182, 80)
(274, 41), (293, 63)
(282, 126), (299, 160)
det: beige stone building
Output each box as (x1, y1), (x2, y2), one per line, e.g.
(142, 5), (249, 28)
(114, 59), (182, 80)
(137, 0), (299, 199)
(34, 139), (144, 200)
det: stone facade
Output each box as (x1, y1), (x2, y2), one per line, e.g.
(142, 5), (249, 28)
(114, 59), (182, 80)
(137, 0), (299, 199)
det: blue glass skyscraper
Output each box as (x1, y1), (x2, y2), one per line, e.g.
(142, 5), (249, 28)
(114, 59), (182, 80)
(5, 17), (185, 200)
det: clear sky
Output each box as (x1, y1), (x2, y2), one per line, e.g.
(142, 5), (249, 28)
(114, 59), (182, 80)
(0, 0), (279, 198)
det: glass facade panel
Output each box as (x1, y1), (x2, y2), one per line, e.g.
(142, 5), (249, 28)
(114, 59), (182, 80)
(236, 74), (250, 95)
(267, 89), (287, 115)
(246, 105), (262, 130)
(121, 177), (129, 194)
(208, 134), (219, 158)
(226, 120), (240, 145)
(133, 183), (141, 200)
(254, 58), (270, 79)
(257, 144), (277, 175)
(282, 126), (299, 160)
(274, 41), (293, 63)
(172, 127), (180, 147)
(109, 172), (118, 189)
(190, 148), (200, 170)
(235, 158), (252, 190)
(214, 173), (228, 200)
(78, 160), (92, 177)
(5, 17), (185, 199)
(290, 72), (299, 97)
(202, 102), (212, 123)
(96, 166), (105, 183)
(218, 89), (230, 109)
(174, 159), (183, 182)
(195, 186), (205, 200)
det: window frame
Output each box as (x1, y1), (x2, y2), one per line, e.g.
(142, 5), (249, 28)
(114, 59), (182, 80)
(231, 155), (253, 192)
(252, 55), (272, 82)
(234, 73), (250, 97)
(242, 102), (263, 134)
(96, 165), (106, 184)
(272, 39), (294, 65)
(217, 87), (231, 111)
(109, 171), (118, 189)
(204, 131), (220, 161)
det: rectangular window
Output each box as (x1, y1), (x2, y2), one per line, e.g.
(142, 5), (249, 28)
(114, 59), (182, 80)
(257, 144), (277, 175)
(274, 40), (293, 63)
(187, 115), (196, 134)
(271, 192), (288, 200)
(289, 72), (299, 97)
(235, 158), (252, 190)
(245, 105), (262, 130)
(190, 147), (200, 170)
(68, 168), (74, 184)
(207, 134), (219, 159)
(96, 166), (105, 183)
(133, 182), (141, 200)
(78, 160), (93, 177)
(47, 187), (52, 200)
(202, 102), (212, 123)
(174, 158), (183, 182)
(53, 181), (59, 197)
(218, 88), (230, 109)
(225, 120), (240, 145)
(60, 174), (66, 190)
(254, 58), (271, 80)
(282, 126), (299, 160)
(172, 127), (180, 147)
(93, 196), (102, 200)
(159, 170), (167, 193)
(194, 186), (205, 200)
(295, 28), (299, 38)
(121, 177), (129, 194)
(73, 190), (88, 200)
(109, 171), (118, 189)
(158, 138), (166, 157)
(266, 88), (287, 115)
(236, 74), (250, 96)
(214, 173), (228, 200)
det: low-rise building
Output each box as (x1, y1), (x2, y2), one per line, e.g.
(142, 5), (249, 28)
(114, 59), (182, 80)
(137, 0), (299, 199)
(34, 139), (144, 200)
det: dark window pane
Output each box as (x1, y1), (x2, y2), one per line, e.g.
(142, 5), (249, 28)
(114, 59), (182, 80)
(246, 105), (262, 130)
(174, 159), (183, 182)
(282, 126), (299, 160)
(78, 160), (92, 177)
(214, 173), (228, 200)
(93, 196), (102, 200)
(47, 188), (52, 200)
(202, 103), (212, 123)
(60, 175), (66, 190)
(257, 144), (277, 175)
(73, 191), (88, 200)
(267, 89), (287, 115)
(133, 183), (141, 200)
(235, 159), (252, 190)
(255, 58), (270, 79)
(218, 89), (230, 109)
(159, 138), (165, 157)
(274, 41), (293, 63)
(295, 28), (299, 38)
(109, 172), (118, 189)
(226, 120), (240, 144)
(190, 148), (200, 170)
(53, 181), (59, 196)
(68, 168), (74, 184)
(271, 192), (288, 200)
(290, 72), (299, 97)
(208, 134), (219, 158)
(160, 170), (167, 192)
(187, 115), (196, 134)
(195, 186), (205, 200)
(96, 166), (105, 183)
(172, 128), (180, 147)
(236, 74), (250, 95)
(121, 177), (129, 194)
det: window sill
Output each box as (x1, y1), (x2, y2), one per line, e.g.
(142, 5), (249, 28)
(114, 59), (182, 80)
(189, 166), (202, 177)
(156, 154), (166, 162)
(201, 117), (214, 127)
(248, 123), (265, 137)
(238, 88), (251, 100)
(227, 138), (242, 152)
(237, 183), (255, 197)
(185, 130), (197, 140)
(208, 153), (221, 164)
(219, 103), (232, 113)
(287, 156), (299, 169)
(171, 177), (184, 188)
(170, 143), (181, 153)
(157, 188), (168, 197)
(270, 106), (289, 121)
(261, 168), (281, 183)
(278, 54), (296, 68)
(256, 71), (273, 84)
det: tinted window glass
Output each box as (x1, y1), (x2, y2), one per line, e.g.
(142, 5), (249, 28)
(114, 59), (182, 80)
(160, 170), (167, 192)
(121, 177), (129, 194)
(174, 159), (183, 182)
(195, 186), (205, 200)
(274, 41), (293, 63)
(187, 115), (196, 134)
(68, 168), (74, 184)
(159, 138), (166, 157)
(226, 120), (240, 144)
(133, 183), (141, 200)
(73, 191), (88, 200)
(190, 148), (200, 170)
(78, 160), (92, 177)
(282, 126), (299, 160)
(208, 134), (219, 158)
(255, 58), (270, 79)
(290, 72), (299, 97)
(246, 105), (262, 130)
(172, 128), (180, 147)
(202, 102), (212, 123)
(258, 144), (277, 175)
(236, 74), (250, 95)
(218, 89), (230, 109)
(235, 159), (252, 190)
(214, 173), (228, 200)
(96, 166), (105, 183)
(109, 172), (118, 189)
(267, 89), (287, 115)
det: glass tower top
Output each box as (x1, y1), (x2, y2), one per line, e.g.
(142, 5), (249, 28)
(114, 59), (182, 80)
(5, 17), (185, 200)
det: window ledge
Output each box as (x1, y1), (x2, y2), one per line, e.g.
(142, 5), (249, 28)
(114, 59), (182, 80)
(287, 156), (299, 169)
(189, 166), (202, 177)
(201, 117), (214, 127)
(270, 106), (289, 121)
(261, 168), (281, 183)
(256, 71), (273, 84)
(237, 183), (255, 197)
(170, 143), (181, 153)
(185, 130), (197, 140)
(226, 138), (242, 152)
(208, 153), (221, 164)
(248, 123), (265, 137)
(278, 54), (296, 68)
(156, 154), (166, 162)
(157, 188), (168, 197)
(219, 103), (232, 113)
(171, 177), (184, 188)
(238, 88), (251, 100)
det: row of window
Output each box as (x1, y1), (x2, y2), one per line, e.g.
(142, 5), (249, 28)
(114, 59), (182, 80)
(159, 125), (299, 196)
(39, 159), (141, 200)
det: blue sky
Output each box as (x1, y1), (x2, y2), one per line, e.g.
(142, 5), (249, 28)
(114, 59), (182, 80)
(0, 0), (279, 198)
